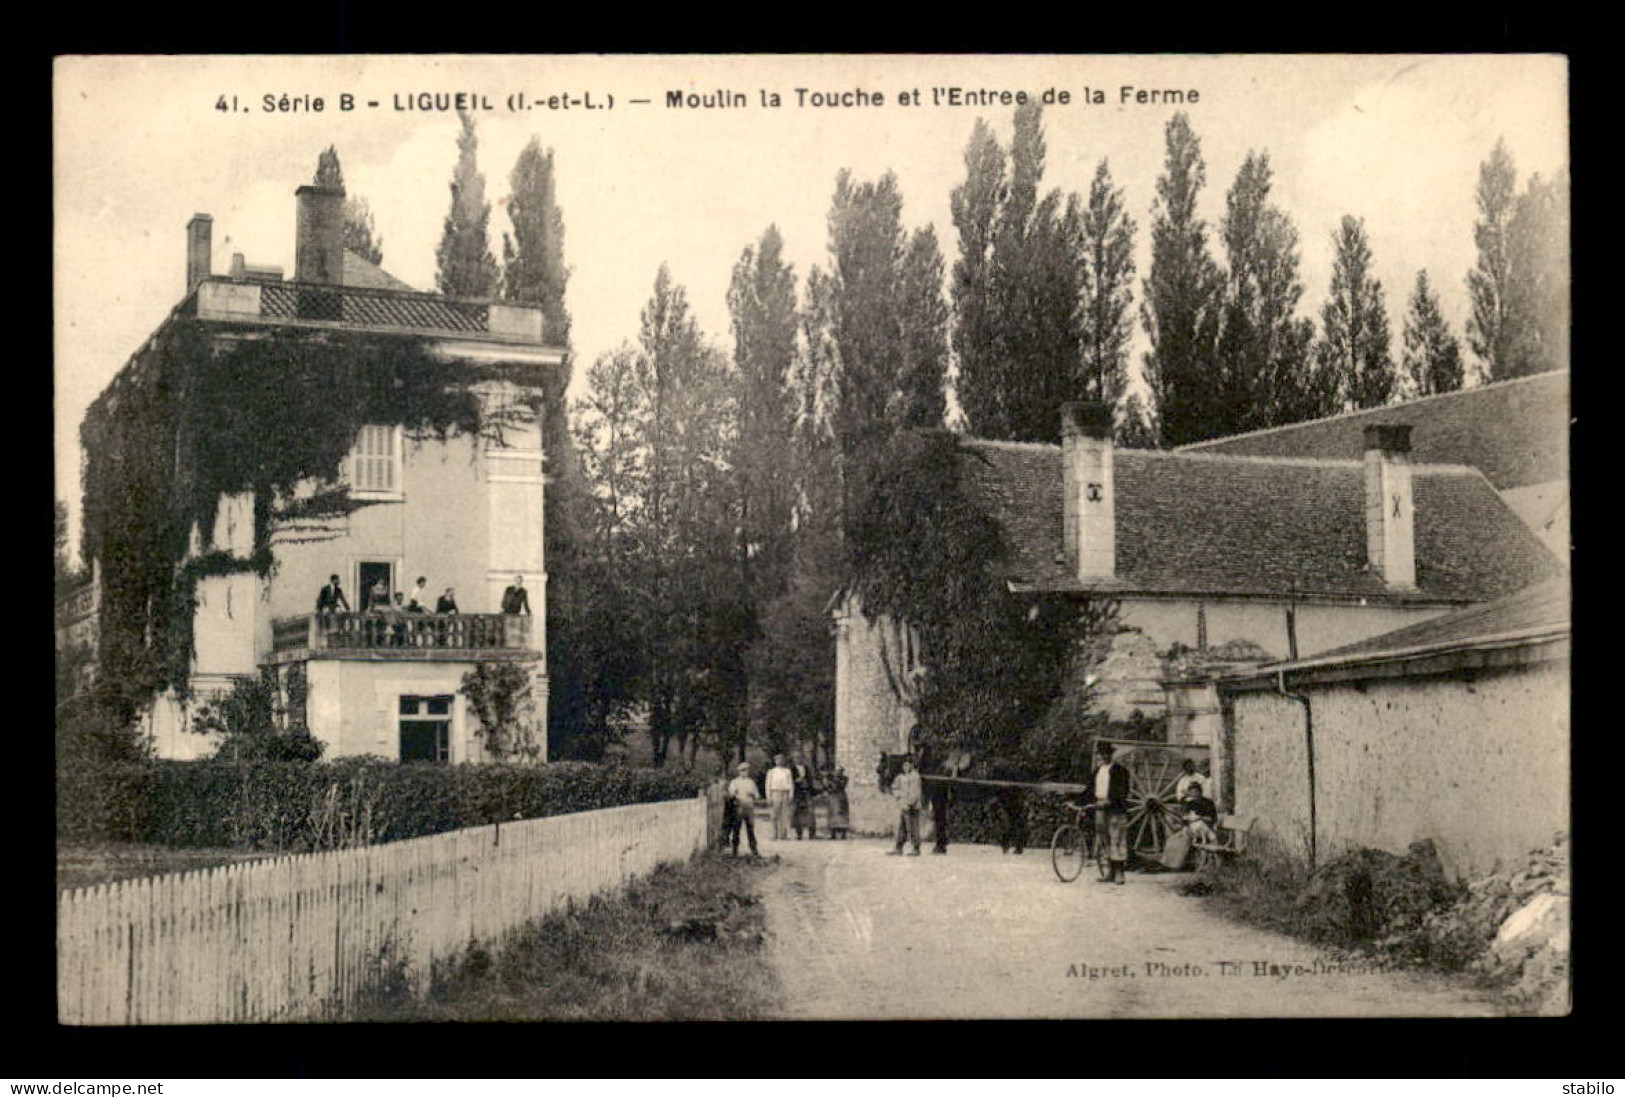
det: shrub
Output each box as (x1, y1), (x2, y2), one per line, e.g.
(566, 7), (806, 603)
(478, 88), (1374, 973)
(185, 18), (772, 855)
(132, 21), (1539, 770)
(58, 758), (710, 851)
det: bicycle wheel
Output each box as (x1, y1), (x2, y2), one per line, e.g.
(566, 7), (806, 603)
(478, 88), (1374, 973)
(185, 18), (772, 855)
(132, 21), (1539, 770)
(1051, 824), (1088, 882)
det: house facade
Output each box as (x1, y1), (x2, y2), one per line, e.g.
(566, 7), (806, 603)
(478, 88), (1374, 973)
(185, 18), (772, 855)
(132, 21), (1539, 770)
(833, 403), (1565, 832)
(81, 178), (565, 763)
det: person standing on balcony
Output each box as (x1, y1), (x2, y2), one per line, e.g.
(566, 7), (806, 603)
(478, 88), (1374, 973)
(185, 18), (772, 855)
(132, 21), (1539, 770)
(501, 574), (531, 615)
(436, 587), (459, 613)
(315, 574), (349, 615)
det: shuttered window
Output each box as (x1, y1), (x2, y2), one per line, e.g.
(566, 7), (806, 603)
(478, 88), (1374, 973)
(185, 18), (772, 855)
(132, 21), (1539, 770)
(350, 425), (400, 496)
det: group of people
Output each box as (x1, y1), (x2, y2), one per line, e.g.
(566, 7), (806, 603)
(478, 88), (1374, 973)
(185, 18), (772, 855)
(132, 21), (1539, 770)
(314, 574), (536, 618)
(720, 753), (851, 857)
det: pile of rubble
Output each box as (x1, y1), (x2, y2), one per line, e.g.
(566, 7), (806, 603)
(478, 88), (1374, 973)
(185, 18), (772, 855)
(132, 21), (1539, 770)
(1292, 839), (1456, 945)
(1413, 831), (1570, 1015)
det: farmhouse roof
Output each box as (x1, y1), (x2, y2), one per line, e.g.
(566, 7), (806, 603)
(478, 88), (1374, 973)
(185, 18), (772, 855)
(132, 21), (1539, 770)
(1177, 371), (1569, 491)
(959, 440), (1564, 606)
(1217, 577), (1570, 687)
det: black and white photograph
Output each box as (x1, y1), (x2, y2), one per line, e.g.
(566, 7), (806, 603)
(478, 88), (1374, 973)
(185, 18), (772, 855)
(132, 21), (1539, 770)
(52, 54), (1570, 1024)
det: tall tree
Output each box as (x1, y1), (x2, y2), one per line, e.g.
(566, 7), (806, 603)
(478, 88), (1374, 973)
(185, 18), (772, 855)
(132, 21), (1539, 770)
(1502, 170), (1571, 379)
(1466, 139), (1519, 381)
(950, 119), (1007, 438)
(1317, 215), (1396, 410)
(500, 137), (590, 758)
(1401, 270), (1465, 398)
(435, 112), (500, 298)
(896, 225), (951, 429)
(1141, 113), (1223, 447)
(1078, 160), (1137, 407)
(1215, 151), (1323, 432)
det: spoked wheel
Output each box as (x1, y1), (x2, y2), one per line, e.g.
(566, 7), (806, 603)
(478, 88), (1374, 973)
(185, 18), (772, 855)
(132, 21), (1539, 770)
(1113, 744), (1192, 860)
(1051, 824), (1088, 882)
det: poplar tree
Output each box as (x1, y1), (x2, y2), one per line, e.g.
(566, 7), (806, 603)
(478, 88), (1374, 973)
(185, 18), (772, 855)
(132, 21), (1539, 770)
(1317, 215), (1396, 410)
(1141, 113), (1223, 447)
(1078, 160), (1137, 407)
(1215, 151), (1321, 431)
(1502, 171), (1571, 379)
(1466, 139), (1518, 381)
(434, 112), (500, 298)
(950, 119), (1006, 437)
(1402, 270), (1465, 397)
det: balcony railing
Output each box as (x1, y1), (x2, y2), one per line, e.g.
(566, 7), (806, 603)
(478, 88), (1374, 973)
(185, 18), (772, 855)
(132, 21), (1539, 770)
(272, 612), (532, 656)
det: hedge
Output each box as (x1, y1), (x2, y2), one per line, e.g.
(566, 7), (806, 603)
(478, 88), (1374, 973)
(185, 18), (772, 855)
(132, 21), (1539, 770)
(57, 759), (713, 852)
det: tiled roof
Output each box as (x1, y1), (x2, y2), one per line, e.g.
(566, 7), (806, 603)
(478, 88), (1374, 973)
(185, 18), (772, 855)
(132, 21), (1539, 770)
(342, 250), (417, 293)
(1265, 577), (1569, 669)
(959, 440), (1565, 605)
(1179, 371), (1569, 490)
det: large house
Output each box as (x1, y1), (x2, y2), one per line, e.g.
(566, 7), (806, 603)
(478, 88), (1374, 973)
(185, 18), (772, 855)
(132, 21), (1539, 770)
(1181, 371), (1569, 561)
(78, 177), (565, 762)
(834, 402), (1565, 831)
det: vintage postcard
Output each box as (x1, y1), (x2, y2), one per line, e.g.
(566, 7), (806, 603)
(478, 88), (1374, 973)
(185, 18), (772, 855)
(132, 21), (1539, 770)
(53, 54), (1569, 1023)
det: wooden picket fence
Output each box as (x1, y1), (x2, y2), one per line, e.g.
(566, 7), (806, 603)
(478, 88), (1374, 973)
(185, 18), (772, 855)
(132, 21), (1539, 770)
(58, 796), (709, 1025)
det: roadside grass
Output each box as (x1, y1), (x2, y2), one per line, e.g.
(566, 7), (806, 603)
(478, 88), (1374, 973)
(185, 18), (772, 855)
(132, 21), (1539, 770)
(57, 842), (277, 892)
(347, 851), (782, 1021)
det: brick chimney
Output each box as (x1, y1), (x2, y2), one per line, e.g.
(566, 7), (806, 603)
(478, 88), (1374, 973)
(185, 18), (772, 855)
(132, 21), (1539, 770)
(294, 183), (346, 284)
(1364, 424), (1416, 588)
(186, 214), (212, 292)
(1061, 402), (1116, 581)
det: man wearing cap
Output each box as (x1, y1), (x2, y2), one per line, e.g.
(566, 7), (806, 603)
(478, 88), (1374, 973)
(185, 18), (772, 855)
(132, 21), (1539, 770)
(1092, 741), (1132, 885)
(725, 763), (761, 857)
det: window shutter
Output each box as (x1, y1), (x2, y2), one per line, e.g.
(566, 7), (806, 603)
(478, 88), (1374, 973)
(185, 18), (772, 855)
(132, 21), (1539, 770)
(352, 425), (398, 493)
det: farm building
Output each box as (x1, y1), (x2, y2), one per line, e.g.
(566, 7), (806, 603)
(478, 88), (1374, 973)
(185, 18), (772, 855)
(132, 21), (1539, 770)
(1214, 577), (1569, 882)
(77, 174), (565, 762)
(834, 403), (1565, 833)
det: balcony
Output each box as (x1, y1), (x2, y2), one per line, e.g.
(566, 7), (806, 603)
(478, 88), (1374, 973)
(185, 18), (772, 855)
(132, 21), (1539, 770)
(193, 278), (549, 345)
(270, 612), (536, 663)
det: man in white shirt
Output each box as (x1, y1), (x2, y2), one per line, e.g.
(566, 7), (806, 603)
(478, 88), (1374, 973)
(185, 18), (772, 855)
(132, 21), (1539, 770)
(1174, 759), (1208, 802)
(765, 754), (794, 840)
(725, 763), (761, 857)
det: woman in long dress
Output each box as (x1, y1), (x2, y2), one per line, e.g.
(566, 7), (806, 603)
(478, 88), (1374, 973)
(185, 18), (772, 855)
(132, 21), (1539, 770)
(824, 765), (850, 838)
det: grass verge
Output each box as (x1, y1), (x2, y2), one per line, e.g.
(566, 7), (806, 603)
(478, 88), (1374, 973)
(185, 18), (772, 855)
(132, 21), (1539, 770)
(347, 851), (781, 1021)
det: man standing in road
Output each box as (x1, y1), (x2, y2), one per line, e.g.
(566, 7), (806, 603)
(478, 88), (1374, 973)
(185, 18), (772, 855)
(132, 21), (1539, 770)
(1093, 741), (1132, 885)
(725, 763), (761, 857)
(887, 756), (923, 856)
(766, 754), (795, 840)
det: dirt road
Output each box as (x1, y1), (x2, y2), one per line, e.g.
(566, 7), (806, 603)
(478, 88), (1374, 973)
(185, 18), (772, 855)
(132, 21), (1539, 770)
(756, 837), (1503, 1019)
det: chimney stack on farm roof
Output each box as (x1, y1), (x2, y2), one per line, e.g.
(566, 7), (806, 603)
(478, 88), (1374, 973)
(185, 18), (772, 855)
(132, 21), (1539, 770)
(1364, 424), (1416, 589)
(1061, 402), (1116, 582)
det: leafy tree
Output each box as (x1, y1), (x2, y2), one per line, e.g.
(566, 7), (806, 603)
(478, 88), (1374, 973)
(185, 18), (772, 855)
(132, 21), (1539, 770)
(1141, 113), (1224, 447)
(192, 671), (325, 763)
(435, 112), (501, 298)
(502, 139), (572, 346)
(1466, 139), (1519, 381)
(896, 225), (951, 428)
(1402, 270), (1465, 397)
(343, 197), (385, 267)
(1079, 160), (1137, 408)
(1317, 215), (1396, 410)
(1215, 151), (1323, 431)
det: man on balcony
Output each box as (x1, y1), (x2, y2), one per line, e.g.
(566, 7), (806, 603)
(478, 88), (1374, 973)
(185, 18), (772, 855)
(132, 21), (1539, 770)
(501, 574), (531, 615)
(315, 574), (350, 615)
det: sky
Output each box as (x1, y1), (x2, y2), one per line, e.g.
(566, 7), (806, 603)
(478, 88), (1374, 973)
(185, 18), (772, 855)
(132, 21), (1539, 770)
(53, 54), (1568, 560)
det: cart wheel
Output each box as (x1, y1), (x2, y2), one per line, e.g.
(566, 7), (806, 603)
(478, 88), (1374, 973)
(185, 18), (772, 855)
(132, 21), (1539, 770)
(1051, 824), (1088, 882)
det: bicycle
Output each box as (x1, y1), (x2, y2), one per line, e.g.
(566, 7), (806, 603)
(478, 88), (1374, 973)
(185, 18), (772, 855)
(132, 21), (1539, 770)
(1051, 800), (1111, 882)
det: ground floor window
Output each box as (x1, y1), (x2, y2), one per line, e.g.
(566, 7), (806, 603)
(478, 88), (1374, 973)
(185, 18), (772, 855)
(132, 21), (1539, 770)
(399, 695), (453, 763)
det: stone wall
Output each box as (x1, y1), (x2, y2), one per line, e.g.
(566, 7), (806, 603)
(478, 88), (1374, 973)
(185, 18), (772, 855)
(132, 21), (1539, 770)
(833, 597), (916, 834)
(1230, 658), (1569, 881)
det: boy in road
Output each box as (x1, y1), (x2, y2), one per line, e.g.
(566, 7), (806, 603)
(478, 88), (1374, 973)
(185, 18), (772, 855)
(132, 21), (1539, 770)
(887, 756), (923, 856)
(1092, 741), (1131, 885)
